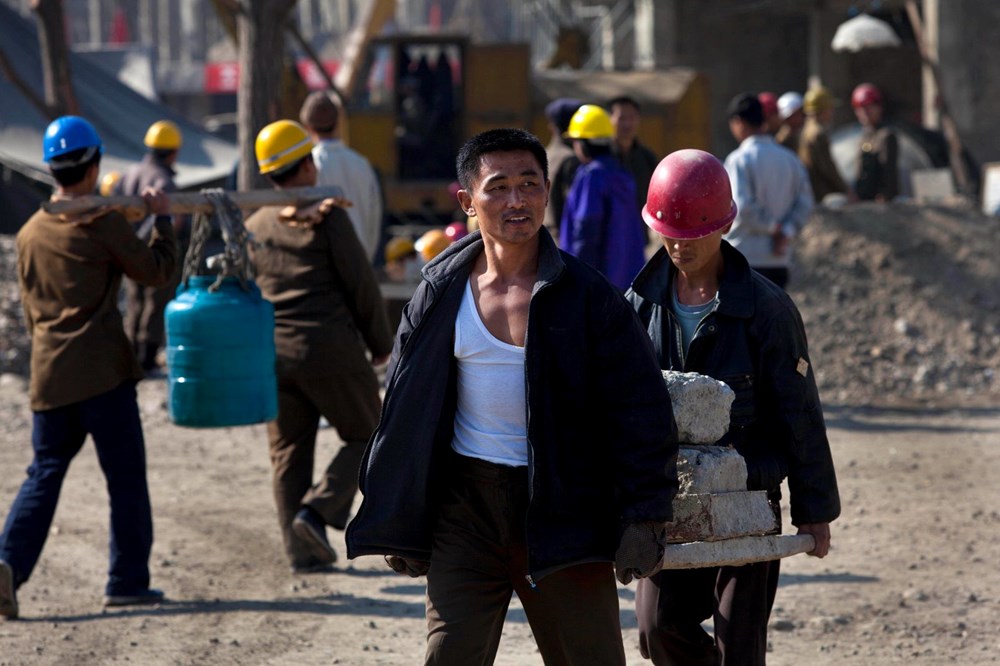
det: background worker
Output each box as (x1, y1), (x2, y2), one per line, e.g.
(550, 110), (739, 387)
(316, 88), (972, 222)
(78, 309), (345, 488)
(347, 128), (678, 665)
(627, 149), (840, 666)
(120, 120), (185, 375)
(608, 95), (660, 242)
(799, 87), (853, 203)
(851, 83), (899, 202)
(299, 91), (383, 262)
(559, 104), (646, 290)
(758, 92), (781, 135)
(0, 116), (177, 619)
(245, 120), (393, 574)
(541, 97), (582, 240)
(775, 91), (805, 152)
(723, 93), (814, 289)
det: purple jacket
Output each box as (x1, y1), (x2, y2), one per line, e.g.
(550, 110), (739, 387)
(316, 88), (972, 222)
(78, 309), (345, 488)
(559, 154), (646, 290)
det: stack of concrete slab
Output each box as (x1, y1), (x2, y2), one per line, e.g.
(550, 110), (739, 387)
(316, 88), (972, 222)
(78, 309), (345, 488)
(660, 372), (815, 569)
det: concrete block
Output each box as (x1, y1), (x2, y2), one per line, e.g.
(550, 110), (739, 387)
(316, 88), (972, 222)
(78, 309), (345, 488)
(661, 534), (815, 569)
(677, 446), (748, 494)
(666, 490), (778, 543)
(663, 371), (734, 444)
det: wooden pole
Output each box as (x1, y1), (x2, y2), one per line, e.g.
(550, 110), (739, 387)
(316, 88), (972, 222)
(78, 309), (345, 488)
(42, 186), (346, 217)
(904, 0), (971, 194)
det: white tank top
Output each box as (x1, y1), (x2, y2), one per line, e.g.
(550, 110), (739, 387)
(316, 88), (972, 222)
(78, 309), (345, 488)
(451, 279), (529, 466)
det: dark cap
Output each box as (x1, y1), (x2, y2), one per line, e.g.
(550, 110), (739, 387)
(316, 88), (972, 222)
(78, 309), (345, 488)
(727, 93), (764, 127)
(299, 91), (341, 132)
(545, 98), (583, 134)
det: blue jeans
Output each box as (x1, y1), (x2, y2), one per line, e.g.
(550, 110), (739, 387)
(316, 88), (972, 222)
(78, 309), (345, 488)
(0, 381), (153, 596)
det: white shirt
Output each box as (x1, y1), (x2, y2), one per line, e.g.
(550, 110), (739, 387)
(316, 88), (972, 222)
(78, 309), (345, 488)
(312, 139), (383, 262)
(723, 134), (814, 269)
(451, 280), (528, 467)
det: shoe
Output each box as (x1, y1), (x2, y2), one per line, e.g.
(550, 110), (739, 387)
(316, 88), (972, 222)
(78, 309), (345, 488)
(290, 560), (336, 575)
(0, 559), (17, 619)
(292, 507), (337, 564)
(104, 588), (165, 608)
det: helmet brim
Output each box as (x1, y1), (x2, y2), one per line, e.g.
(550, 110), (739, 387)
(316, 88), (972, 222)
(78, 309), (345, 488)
(642, 201), (738, 240)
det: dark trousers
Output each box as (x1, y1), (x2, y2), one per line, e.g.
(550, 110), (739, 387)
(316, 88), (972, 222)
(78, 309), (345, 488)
(425, 454), (626, 666)
(267, 364), (381, 567)
(124, 275), (178, 370)
(0, 381), (153, 596)
(635, 560), (781, 666)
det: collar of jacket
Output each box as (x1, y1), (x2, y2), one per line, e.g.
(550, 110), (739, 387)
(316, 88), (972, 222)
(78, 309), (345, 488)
(630, 240), (754, 318)
(420, 228), (566, 293)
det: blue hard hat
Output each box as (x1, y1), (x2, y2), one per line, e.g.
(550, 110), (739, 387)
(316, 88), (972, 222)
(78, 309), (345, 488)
(43, 116), (103, 165)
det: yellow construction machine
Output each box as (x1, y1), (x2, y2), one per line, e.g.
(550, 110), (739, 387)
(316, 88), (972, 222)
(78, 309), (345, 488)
(336, 32), (711, 226)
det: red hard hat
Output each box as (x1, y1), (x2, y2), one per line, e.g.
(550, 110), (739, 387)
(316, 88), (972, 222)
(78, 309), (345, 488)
(851, 83), (883, 108)
(642, 150), (737, 240)
(758, 92), (778, 117)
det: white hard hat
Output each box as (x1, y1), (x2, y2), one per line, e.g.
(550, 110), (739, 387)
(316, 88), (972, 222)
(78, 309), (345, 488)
(777, 92), (804, 120)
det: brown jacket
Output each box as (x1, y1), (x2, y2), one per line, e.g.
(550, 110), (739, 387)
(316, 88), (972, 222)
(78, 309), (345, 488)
(798, 117), (849, 202)
(17, 208), (178, 411)
(244, 204), (393, 375)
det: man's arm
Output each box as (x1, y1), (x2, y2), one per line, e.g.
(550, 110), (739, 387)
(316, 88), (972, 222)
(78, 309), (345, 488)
(779, 161), (815, 239)
(880, 131), (900, 201)
(811, 133), (850, 196)
(104, 189), (177, 287)
(326, 207), (394, 358)
(562, 170), (607, 267)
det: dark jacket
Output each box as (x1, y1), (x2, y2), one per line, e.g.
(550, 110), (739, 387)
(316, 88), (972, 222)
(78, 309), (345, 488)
(855, 124), (899, 201)
(347, 230), (678, 580)
(627, 242), (840, 527)
(121, 153), (182, 241)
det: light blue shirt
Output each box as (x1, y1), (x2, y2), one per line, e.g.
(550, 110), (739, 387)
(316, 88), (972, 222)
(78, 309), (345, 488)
(723, 134), (814, 269)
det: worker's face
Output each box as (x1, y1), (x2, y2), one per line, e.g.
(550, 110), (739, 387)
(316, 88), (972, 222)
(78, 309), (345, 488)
(854, 103), (882, 127)
(729, 117), (751, 143)
(658, 225), (728, 276)
(457, 150), (549, 247)
(786, 109), (805, 130)
(611, 102), (640, 146)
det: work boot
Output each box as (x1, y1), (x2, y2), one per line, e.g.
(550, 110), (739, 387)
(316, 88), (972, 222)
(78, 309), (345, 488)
(292, 507), (337, 564)
(0, 559), (17, 619)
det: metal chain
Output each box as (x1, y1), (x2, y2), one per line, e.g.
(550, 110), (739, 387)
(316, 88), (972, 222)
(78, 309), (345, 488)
(181, 189), (254, 292)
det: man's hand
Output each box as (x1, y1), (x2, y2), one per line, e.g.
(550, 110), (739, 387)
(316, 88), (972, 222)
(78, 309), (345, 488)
(385, 555), (430, 577)
(614, 521), (666, 585)
(797, 523), (831, 558)
(770, 227), (789, 256)
(141, 187), (170, 216)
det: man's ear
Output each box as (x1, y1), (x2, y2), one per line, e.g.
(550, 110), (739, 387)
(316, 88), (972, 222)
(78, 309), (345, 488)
(456, 189), (474, 216)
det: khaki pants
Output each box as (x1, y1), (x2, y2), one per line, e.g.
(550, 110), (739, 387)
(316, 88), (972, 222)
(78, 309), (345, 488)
(267, 362), (381, 567)
(424, 453), (626, 666)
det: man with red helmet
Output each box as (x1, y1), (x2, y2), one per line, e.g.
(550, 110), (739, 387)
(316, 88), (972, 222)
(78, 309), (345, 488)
(852, 82), (899, 201)
(627, 149), (840, 666)
(757, 92), (782, 135)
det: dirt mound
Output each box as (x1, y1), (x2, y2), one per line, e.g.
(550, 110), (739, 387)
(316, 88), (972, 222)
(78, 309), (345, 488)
(790, 201), (1000, 407)
(1, 202), (998, 408)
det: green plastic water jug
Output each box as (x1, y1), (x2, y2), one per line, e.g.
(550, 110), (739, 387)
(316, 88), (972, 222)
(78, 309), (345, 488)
(165, 276), (277, 427)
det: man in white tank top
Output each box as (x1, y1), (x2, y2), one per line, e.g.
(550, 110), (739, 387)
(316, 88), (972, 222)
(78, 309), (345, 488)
(348, 129), (679, 665)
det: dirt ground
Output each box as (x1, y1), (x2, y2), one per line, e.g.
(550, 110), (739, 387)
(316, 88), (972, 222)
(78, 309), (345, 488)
(1, 201), (999, 664)
(0, 380), (997, 665)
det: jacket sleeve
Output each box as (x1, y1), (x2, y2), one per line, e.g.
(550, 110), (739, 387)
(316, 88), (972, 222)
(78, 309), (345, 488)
(779, 161), (815, 238)
(754, 303), (841, 526)
(880, 131), (900, 200)
(593, 290), (679, 523)
(326, 208), (394, 358)
(104, 213), (178, 287)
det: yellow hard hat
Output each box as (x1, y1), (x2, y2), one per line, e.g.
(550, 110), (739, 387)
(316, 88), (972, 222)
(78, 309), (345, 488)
(384, 236), (417, 263)
(415, 229), (451, 263)
(144, 120), (182, 150)
(255, 120), (314, 175)
(804, 87), (835, 115)
(99, 171), (122, 197)
(564, 104), (614, 141)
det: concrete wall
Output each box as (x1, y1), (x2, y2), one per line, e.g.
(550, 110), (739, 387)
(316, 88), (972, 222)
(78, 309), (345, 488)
(937, 0), (1000, 168)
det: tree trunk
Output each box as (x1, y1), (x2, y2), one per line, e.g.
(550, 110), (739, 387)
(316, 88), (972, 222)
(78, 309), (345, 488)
(31, 0), (79, 118)
(237, 0), (299, 191)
